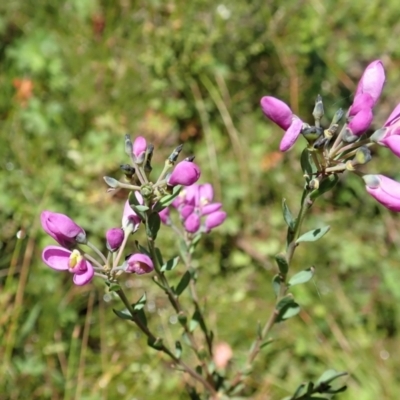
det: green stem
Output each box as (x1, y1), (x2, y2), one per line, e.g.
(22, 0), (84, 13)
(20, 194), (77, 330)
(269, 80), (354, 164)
(115, 287), (217, 396)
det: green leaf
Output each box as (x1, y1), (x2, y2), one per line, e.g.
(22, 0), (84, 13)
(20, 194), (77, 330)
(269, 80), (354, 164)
(175, 270), (191, 296)
(136, 242), (151, 256)
(276, 296), (301, 322)
(288, 267), (315, 286)
(107, 283), (121, 292)
(275, 254), (288, 274)
(155, 247), (164, 266)
(296, 226), (330, 243)
(134, 308), (148, 327)
(272, 274), (282, 297)
(147, 337), (164, 351)
(310, 174), (339, 201)
(316, 370), (348, 386)
(282, 199), (295, 230)
(113, 308), (132, 320)
(291, 382), (306, 398)
(134, 205), (150, 212)
(132, 293), (147, 311)
(152, 185), (182, 212)
(146, 212), (161, 240)
(160, 256), (180, 272)
(175, 341), (182, 359)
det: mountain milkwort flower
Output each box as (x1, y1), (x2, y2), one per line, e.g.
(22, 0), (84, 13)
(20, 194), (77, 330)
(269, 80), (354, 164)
(41, 211), (86, 248)
(370, 103), (400, 157)
(168, 160), (201, 187)
(260, 96), (303, 152)
(122, 198), (142, 231)
(124, 253), (154, 274)
(132, 136), (147, 163)
(106, 228), (124, 252)
(42, 246), (94, 286)
(363, 174), (400, 212)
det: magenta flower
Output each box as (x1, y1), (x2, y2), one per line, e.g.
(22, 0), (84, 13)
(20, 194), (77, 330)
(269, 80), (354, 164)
(133, 136), (147, 163)
(41, 211), (86, 248)
(42, 246), (94, 285)
(106, 228), (124, 252)
(168, 161), (201, 186)
(260, 96), (303, 152)
(122, 199), (141, 231)
(348, 93), (374, 117)
(363, 174), (400, 212)
(370, 103), (400, 157)
(205, 211), (227, 232)
(124, 253), (154, 274)
(353, 60), (385, 107)
(347, 108), (374, 136)
(184, 213), (201, 233)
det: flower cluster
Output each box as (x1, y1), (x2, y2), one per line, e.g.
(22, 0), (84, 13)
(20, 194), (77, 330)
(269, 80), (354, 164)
(40, 135), (225, 286)
(260, 60), (400, 213)
(160, 183), (227, 234)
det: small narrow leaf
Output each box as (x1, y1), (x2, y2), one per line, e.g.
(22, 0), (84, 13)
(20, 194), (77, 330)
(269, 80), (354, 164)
(288, 267), (315, 286)
(147, 337), (164, 351)
(296, 226), (330, 243)
(113, 308), (132, 320)
(155, 247), (164, 266)
(316, 370), (348, 386)
(152, 185), (182, 212)
(276, 296), (301, 322)
(175, 271), (191, 296)
(300, 148), (316, 178)
(275, 254), (289, 274)
(146, 212), (161, 240)
(175, 341), (183, 359)
(160, 256), (180, 272)
(134, 308), (147, 327)
(107, 283), (121, 292)
(282, 199), (295, 230)
(132, 293), (147, 311)
(272, 274), (282, 297)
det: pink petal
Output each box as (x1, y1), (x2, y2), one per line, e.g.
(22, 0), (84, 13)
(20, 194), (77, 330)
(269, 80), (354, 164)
(73, 264), (94, 286)
(42, 246), (70, 271)
(260, 96), (293, 130)
(364, 174), (400, 212)
(279, 117), (303, 152)
(380, 136), (400, 158)
(355, 60), (385, 105)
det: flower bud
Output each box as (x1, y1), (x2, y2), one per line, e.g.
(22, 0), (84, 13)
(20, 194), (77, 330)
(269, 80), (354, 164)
(124, 253), (154, 274)
(41, 211), (86, 248)
(363, 174), (400, 212)
(133, 136), (147, 164)
(106, 228), (124, 252)
(312, 94), (324, 120)
(354, 60), (385, 106)
(168, 161), (201, 186)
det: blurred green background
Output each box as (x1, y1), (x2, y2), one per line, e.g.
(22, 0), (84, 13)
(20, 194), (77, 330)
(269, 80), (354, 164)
(2, 0), (400, 399)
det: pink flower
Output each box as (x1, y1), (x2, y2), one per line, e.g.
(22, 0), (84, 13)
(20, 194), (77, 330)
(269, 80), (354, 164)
(159, 207), (171, 225)
(347, 108), (374, 136)
(133, 136), (147, 163)
(260, 96), (303, 152)
(41, 211), (86, 248)
(205, 211), (227, 232)
(124, 253), (154, 274)
(348, 93), (374, 117)
(184, 213), (201, 233)
(371, 103), (400, 157)
(106, 228), (124, 252)
(353, 60), (385, 107)
(42, 246), (94, 286)
(168, 161), (201, 186)
(122, 199), (142, 231)
(363, 174), (400, 212)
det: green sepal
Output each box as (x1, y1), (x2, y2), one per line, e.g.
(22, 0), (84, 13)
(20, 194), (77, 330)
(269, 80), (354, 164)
(146, 212), (161, 240)
(175, 270), (192, 296)
(272, 274), (282, 297)
(152, 185), (182, 212)
(296, 226), (330, 243)
(275, 254), (289, 274)
(276, 295), (300, 322)
(310, 174), (339, 201)
(160, 256), (180, 272)
(282, 199), (295, 231)
(300, 148), (317, 180)
(113, 308), (132, 320)
(147, 337), (164, 351)
(288, 267), (315, 286)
